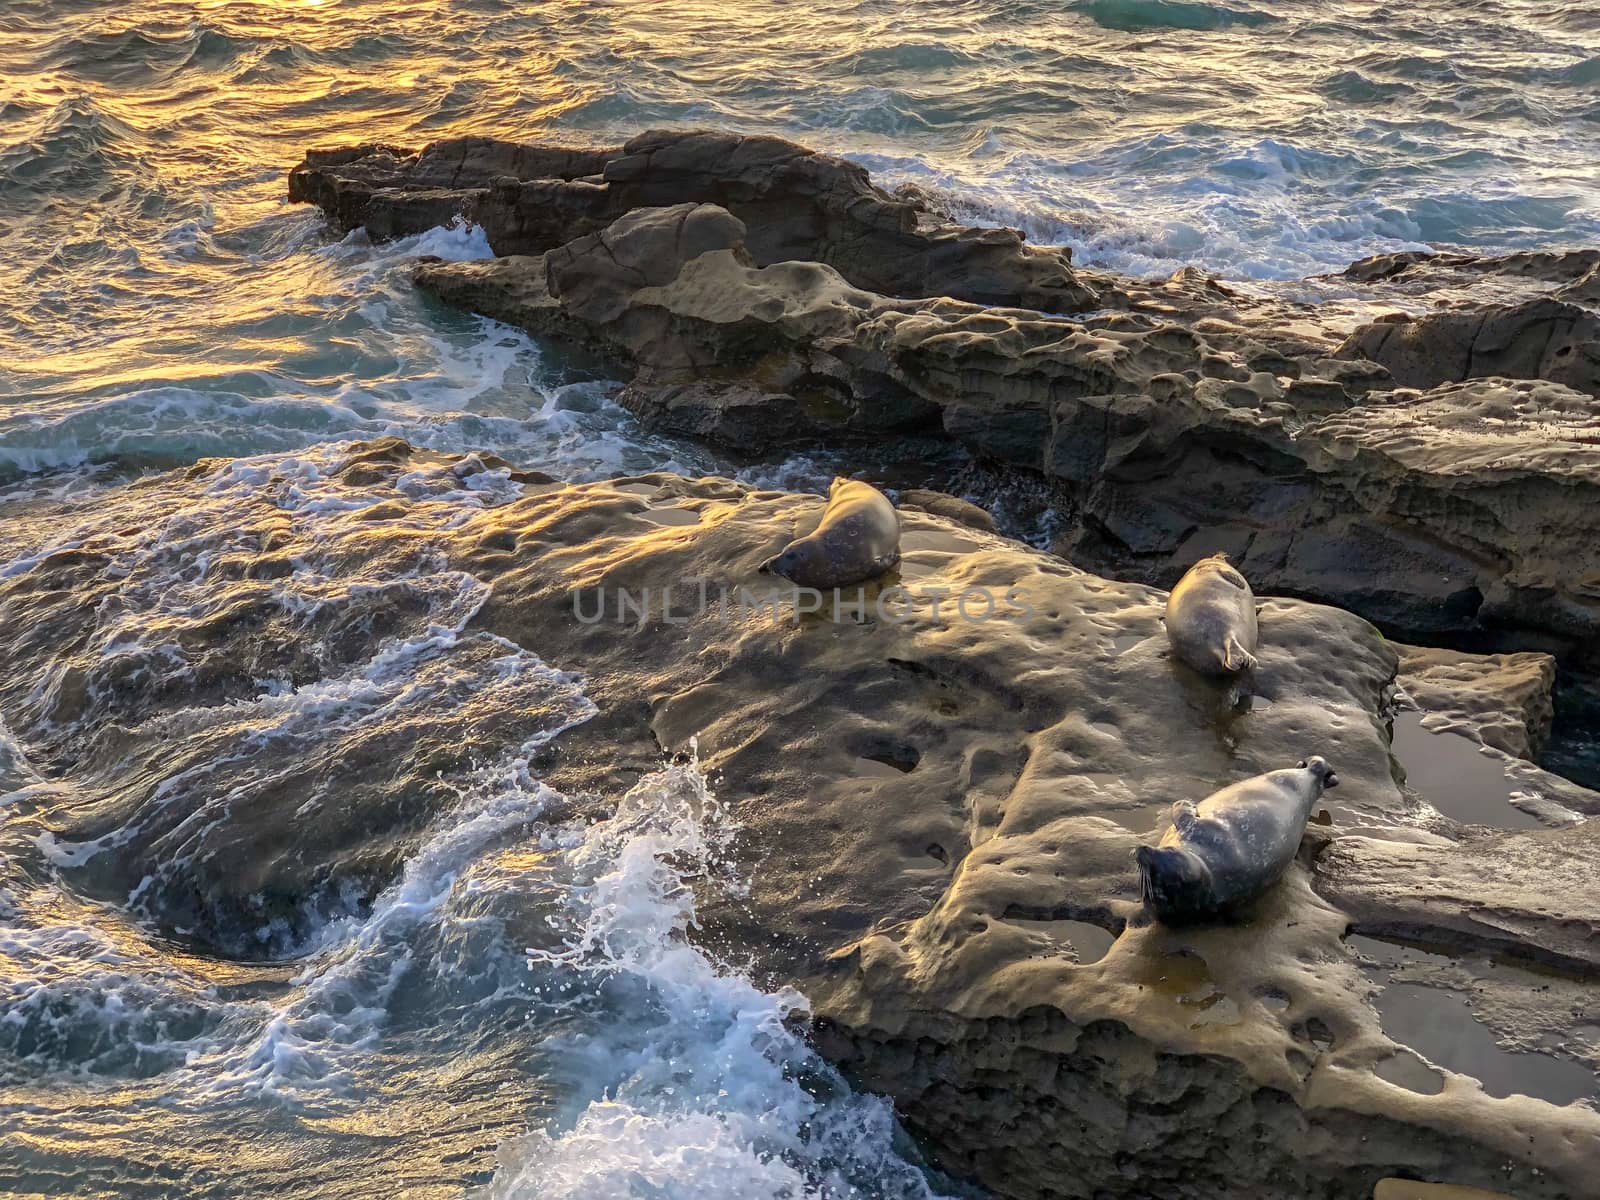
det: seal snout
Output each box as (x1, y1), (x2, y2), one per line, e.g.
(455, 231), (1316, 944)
(1298, 756), (1339, 789)
(762, 547), (802, 581)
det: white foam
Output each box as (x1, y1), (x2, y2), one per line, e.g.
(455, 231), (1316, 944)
(206, 739), (588, 1103)
(482, 761), (946, 1200)
(859, 147), (1441, 282)
(0, 887), (236, 1079)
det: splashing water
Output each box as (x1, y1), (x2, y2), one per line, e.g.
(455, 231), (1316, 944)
(484, 761), (948, 1200)
(4, 0), (1600, 1195)
(5, 0), (1600, 484)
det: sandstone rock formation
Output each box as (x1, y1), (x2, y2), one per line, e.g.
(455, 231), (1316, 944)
(2, 441), (1595, 1200)
(288, 133), (1600, 657)
(1335, 297), (1600, 397)
(1394, 644), (1556, 760)
(289, 129), (1099, 312)
(275, 131), (1600, 1197)
(412, 204), (1600, 652)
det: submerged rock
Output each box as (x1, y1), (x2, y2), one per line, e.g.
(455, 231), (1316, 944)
(1, 441), (1595, 1199)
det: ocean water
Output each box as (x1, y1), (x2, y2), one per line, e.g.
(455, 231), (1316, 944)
(6, 0), (1600, 480)
(2, 1), (1598, 1196)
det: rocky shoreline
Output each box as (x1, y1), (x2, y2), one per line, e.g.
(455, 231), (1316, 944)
(12, 128), (1587, 1198)
(295, 130), (1600, 658)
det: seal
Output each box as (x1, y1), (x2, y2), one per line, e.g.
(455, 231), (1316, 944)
(1135, 757), (1339, 924)
(1165, 553), (1259, 676)
(762, 478), (900, 588)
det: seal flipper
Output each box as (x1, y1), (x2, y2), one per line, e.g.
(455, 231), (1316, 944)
(1171, 798), (1201, 836)
(1223, 635), (1258, 673)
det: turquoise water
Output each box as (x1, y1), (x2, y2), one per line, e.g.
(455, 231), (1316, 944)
(2, 2), (1599, 1197)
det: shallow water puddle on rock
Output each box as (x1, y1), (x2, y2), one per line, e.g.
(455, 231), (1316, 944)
(1390, 710), (1546, 830)
(1128, 944), (1241, 1027)
(1111, 632), (1150, 654)
(1374, 1048), (1445, 1095)
(1104, 801), (1174, 833)
(1373, 1180), (1520, 1200)
(898, 530), (981, 555)
(636, 505), (701, 526)
(1351, 934), (1598, 1107)
(1008, 917), (1117, 964)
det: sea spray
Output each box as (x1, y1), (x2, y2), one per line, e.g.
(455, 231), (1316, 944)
(482, 759), (950, 1200)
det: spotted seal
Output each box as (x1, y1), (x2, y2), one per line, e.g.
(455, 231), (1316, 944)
(1165, 553), (1259, 676)
(1136, 757), (1339, 924)
(762, 478), (900, 588)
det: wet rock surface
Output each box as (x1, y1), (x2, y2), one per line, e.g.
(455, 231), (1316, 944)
(273, 132), (1600, 1195)
(1335, 297), (1600, 397)
(290, 129), (1099, 311)
(2, 441), (1596, 1199)
(290, 133), (1600, 655)
(1395, 644), (1557, 760)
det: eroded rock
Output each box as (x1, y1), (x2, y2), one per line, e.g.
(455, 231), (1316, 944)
(1395, 643), (1556, 759)
(289, 133), (1600, 653)
(1335, 297), (1600, 397)
(2, 440), (1596, 1199)
(290, 129), (1099, 311)
(408, 202), (1600, 651)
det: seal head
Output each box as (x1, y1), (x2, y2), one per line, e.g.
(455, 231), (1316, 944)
(761, 478), (900, 589)
(1135, 844), (1213, 916)
(1298, 756), (1339, 789)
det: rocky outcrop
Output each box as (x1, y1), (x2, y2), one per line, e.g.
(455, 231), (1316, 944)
(2, 440), (1595, 1200)
(290, 129), (1099, 311)
(1339, 248), (1600, 291)
(406, 202), (1600, 652)
(1316, 824), (1600, 974)
(1335, 297), (1600, 397)
(290, 132), (1600, 655)
(897, 488), (999, 533)
(1394, 644), (1556, 759)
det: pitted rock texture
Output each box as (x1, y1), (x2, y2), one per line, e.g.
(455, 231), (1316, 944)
(1335, 297), (1600, 397)
(1395, 643), (1557, 759)
(2, 440), (1596, 1200)
(290, 129), (1099, 311)
(290, 132), (1600, 652)
(409, 202), (1600, 652)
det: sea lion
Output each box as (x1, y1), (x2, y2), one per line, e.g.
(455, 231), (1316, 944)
(1136, 757), (1339, 925)
(1165, 553), (1259, 676)
(762, 478), (900, 588)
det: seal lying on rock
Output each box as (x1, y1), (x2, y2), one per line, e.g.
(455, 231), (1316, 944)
(1136, 757), (1339, 925)
(1165, 553), (1260, 676)
(762, 478), (901, 588)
